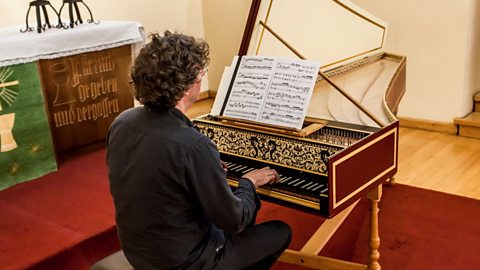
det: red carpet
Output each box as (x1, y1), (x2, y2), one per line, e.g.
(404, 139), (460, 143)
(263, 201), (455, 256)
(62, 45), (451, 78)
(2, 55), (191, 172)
(1, 147), (479, 270)
(261, 182), (480, 270)
(0, 147), (119, 270)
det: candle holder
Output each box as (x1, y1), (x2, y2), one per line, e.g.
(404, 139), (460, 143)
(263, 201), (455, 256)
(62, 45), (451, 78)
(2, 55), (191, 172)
(21, 0), (62, 33)
(58, 0), (98, 29)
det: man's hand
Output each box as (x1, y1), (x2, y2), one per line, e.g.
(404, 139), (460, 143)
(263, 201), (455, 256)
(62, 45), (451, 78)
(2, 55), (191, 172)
(242, 167), (279, 188)
(220, 160), (228, 173)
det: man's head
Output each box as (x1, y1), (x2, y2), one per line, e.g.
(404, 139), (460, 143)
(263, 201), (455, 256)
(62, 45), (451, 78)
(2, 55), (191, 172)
(131, 31), (210, 111)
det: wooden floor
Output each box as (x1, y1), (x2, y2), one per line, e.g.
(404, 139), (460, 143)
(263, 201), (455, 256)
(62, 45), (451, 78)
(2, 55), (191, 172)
(186, 98), (480, 200)
(396, 127), (480, 199)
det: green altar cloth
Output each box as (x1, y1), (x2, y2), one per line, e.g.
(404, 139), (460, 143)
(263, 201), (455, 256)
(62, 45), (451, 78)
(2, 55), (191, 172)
(0, 62), (57, 190)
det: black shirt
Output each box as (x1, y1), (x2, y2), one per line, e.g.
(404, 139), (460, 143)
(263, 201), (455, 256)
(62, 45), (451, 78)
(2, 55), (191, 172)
(106, 106), (260, 270)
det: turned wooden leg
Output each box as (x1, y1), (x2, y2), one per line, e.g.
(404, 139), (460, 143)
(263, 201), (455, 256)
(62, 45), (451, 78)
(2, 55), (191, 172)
(367, 184), (382, 270)
(388, 176), (396, 186)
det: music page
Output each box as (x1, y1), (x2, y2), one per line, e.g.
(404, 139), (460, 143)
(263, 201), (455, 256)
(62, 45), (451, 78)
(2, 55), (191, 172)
(215, 55), (320, 130)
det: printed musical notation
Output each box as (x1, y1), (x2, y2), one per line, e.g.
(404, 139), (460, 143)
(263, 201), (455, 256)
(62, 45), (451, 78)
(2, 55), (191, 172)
(222, 56), (320, 130)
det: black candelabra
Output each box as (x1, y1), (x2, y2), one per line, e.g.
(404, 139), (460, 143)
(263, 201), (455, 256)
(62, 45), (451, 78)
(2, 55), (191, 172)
(58, 0), (97, 29)
(21, 0), (98, 34)
(21, 0), (61, 33)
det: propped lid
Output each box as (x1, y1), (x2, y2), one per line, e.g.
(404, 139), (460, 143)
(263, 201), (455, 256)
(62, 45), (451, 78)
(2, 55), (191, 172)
(240, 0), (387, 71)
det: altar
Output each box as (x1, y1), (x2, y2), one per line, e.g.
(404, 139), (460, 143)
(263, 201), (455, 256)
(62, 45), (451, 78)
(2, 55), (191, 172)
(0, 21), (144, 190)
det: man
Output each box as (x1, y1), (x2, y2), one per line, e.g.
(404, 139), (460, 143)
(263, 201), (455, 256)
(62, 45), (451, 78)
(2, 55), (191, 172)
(106, 31), (291, 270)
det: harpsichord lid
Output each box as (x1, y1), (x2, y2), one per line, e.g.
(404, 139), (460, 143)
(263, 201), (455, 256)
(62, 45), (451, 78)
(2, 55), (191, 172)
(240, 0), (387, 71)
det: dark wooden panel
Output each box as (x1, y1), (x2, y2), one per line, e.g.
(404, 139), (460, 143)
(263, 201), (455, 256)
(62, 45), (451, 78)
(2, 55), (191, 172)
(328, 121), (398, 217)
(238, 0), (262, 55)
(38, 45), (134, 152)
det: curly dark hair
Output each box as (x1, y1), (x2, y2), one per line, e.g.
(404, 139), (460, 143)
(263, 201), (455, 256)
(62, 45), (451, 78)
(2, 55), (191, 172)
(131, 31), (210, 110)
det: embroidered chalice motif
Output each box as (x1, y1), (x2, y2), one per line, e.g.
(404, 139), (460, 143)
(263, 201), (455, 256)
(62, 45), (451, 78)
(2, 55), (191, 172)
(0, 113), (17, 152)
(0, 66), (20, 152)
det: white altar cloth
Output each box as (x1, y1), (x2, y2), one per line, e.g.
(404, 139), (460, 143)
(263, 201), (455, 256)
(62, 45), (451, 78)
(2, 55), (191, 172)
(0, 20), (144, 67)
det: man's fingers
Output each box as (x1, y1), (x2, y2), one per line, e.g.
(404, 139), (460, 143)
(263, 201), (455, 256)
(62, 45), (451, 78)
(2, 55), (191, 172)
(268, 169), (279, 184)
(242, 167), (279, 187)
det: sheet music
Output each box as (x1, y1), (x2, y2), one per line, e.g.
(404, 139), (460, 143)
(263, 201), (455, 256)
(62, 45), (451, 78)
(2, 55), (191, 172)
(216, 55), (320, 130)
(211, 66), (233, 115)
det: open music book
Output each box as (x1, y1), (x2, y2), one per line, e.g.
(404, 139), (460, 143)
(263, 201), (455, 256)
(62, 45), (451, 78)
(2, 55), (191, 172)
(211, 56), (320, 130)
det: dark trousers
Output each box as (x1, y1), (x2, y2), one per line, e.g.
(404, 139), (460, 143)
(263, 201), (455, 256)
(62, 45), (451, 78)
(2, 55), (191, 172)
(213, 220), (292, 270)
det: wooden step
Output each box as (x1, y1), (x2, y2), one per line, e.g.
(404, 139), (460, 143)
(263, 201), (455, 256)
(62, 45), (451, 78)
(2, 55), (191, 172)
(455, 112), (480, 139)
(475, 93), (480, 112)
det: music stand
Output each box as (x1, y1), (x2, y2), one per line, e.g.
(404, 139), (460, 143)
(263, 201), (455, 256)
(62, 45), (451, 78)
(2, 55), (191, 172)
(58, 0), (97, 29)
(21, 0), (61, 33)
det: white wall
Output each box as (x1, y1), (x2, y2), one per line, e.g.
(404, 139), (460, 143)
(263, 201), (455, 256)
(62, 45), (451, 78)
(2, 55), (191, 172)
(201, 0), (252, 94)
(4, 0), (480, 123)
(0, 0), (209, 91)
(350, 0), (480, 122)
(200, 0), (480, 123)
(1, 0), (204, 35)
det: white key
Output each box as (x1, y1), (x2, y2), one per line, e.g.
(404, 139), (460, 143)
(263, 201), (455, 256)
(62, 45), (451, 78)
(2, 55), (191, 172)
(287, 178), (302, 185)
(306, 183), (318, 190)
(293, 180), (305, 187)
(279, 176), (292, 183)
(301, 182), (315, 189)
(231, 164), (243, 171)
(236, 165), (248, 172)
(312, 184), (324, 191)
(242, 167), (255, 173)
